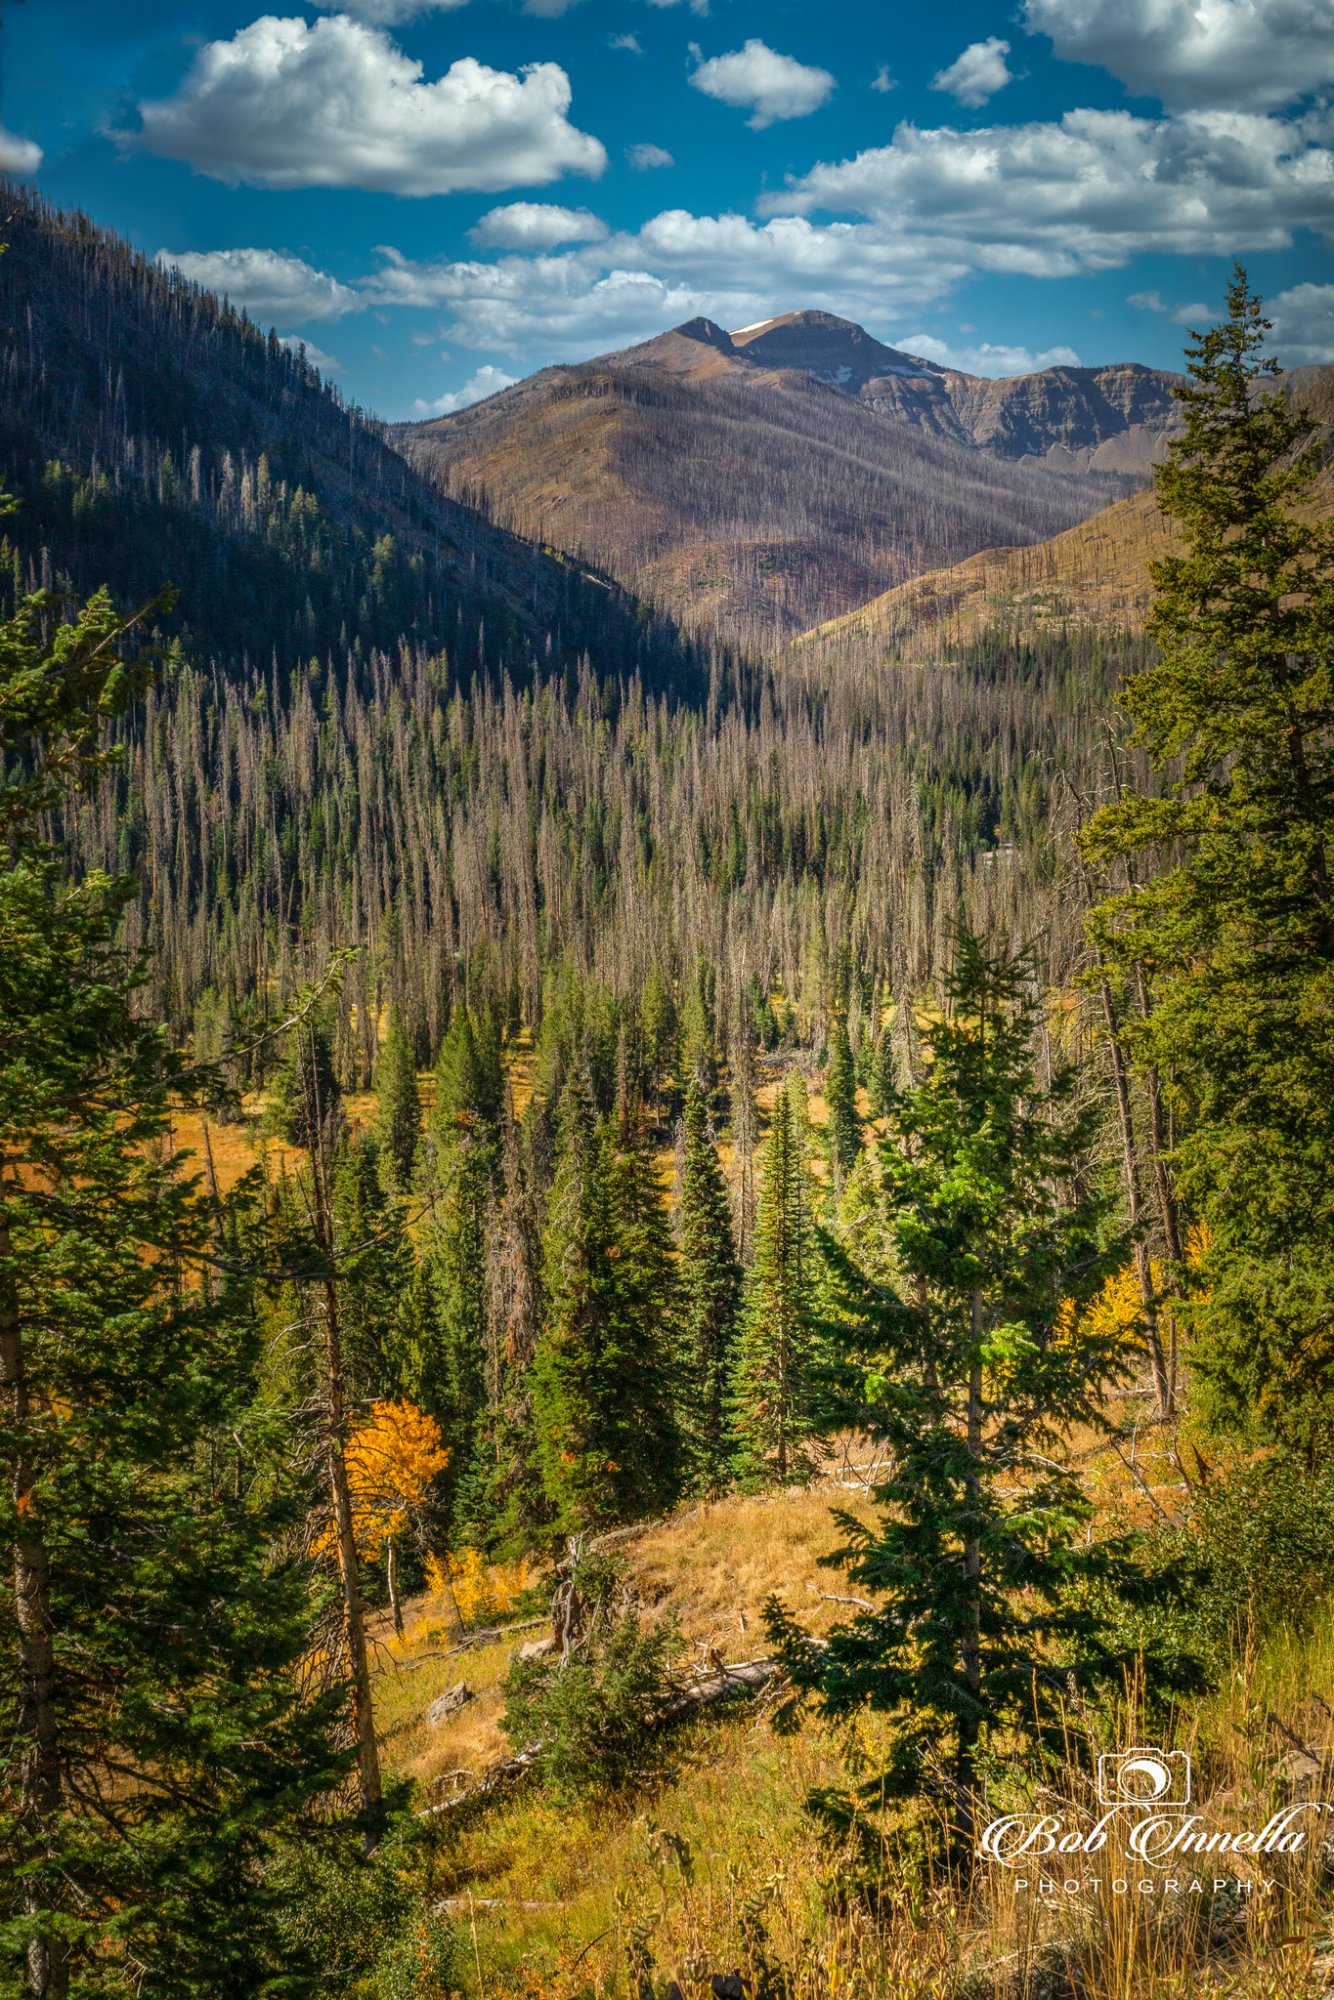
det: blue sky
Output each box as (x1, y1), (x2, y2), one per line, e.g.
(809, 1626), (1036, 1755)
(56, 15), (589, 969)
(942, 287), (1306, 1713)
(5, 0), (1333, 419)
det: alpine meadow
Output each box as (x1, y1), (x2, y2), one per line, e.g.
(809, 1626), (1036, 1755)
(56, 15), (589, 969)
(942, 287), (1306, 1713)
(4, 4), (1334, 1997)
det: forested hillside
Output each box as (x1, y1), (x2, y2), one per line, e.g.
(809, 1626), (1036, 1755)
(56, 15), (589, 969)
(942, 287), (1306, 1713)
(396, 312), (1138, 643)
(0, 189), (702, 694)
(0, 196), (1148, 1059)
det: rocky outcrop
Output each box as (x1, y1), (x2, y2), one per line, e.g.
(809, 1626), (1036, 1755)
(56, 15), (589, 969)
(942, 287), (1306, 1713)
(941, 360), (1182, 466)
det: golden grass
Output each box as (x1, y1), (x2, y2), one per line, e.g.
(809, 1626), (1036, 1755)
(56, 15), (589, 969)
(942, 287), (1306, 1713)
(362, 1390), (1334, 1999)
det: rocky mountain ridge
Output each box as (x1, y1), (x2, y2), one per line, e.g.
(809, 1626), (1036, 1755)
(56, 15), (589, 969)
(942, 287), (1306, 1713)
(396, 311), (1141, 643)
(600, 310), (1184, 471)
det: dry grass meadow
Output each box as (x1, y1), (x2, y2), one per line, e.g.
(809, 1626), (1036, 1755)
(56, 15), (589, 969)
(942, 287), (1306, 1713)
(365, 1414), (1334, 2000)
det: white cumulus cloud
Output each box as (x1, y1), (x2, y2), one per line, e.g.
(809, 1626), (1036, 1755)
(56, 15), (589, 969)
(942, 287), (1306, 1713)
(1269, 281), (1334, 363)
(1129, 287), (1213, 324)
(412, 364), (518, 415)
(932, 38), (1014, 109)
(158, 247), (362, 323)
(690, 40), (835, 129)
(125, 14), (606, 196)
(892, 332), (1082, 375)
(363, 212), (960, 361)
(471, 202), (608, 249)
(761, 108), (1334, 273)
(1023, 0), (1334, 111)
(628, 142), (674, 169)
(0, 124), (42, 175)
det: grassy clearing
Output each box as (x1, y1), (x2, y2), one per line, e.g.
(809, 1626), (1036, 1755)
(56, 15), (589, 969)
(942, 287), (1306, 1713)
(369, 1433), (1334, 2000)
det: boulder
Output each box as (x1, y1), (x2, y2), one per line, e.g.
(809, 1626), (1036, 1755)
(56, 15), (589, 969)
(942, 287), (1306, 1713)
(426, 1682), (473, 1727)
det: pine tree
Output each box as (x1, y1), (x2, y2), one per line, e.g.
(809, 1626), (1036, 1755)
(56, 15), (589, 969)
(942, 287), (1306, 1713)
(823, 1008), (861, 1197)
(532, 1084), (679, 1530)
(1080, 271), (1334, 1452)
(677, 1080), (742, 1485)
(427, 1007), (502, 1159)
(609, 1120), (683, 1513)
(0, 552), (344, 1993)
(640, 968), (679, 1127)
(481, 1104), (552, 1554)
(329, 1137), (417, 1402)
(730, 1077), (822, 1483)
(271, 1014), (342, 1153)
(771, 931), (1157, 1864)
(414, 1007), (502, 1536)
(865, 1020), (897, 1122)
(373, 1011), (421, 1191)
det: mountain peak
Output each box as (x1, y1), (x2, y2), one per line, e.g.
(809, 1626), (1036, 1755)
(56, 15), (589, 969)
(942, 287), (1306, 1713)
(596, 316), (737, 376)
(672, 316), (736, 352)
(727, 310), (943, 390)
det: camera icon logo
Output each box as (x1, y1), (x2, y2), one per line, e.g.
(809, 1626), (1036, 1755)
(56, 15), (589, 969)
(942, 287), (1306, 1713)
(1097, 1748), (1191, 1810)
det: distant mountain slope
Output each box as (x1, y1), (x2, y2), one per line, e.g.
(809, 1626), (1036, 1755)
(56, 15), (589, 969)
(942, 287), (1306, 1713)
(802, 487), (1174, 655)
(725, 311), (1183, 472)
(0, 190), (701, 695)
(396, 312), (1151, 644)
(802, 368), (1334, 659)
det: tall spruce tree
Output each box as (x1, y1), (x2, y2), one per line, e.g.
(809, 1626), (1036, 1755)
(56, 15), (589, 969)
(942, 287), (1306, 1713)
(1080, 271), (1334, 1452)
(0, 557), (344, 1994)
(482, 1103), (552, 1554)
(677, 1081), (742, 1485)
(414, 1006), (502, 1536)
(271, 1014), (342, 1154)
(372, 1012), (421, 1192)
(329, 1137), (417, 1402)
(532, 1083), (679, 1530)
(824, 1009), (861, 1198)
(770, 932), (1145, 1863)
(730, 1076), (822, 1483)
(609, 1119), (683, 1513)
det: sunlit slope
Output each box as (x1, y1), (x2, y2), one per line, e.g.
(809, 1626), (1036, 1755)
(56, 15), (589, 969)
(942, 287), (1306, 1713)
(396, 315), (1140, 646)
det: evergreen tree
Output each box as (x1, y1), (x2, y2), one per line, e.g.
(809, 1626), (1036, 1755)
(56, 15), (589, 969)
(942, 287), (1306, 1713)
(824, 1009), (861, 1197)
(426, 1007), (502, 1164)
(640, 968), (679, 1126)
(677, 1081), (742, 1485)
(730, 1077), (822, 1483)
(771, 932), (1149, 1863)
(0, 554), (343, 1994)
(329, 1138), (417, 1402)
(373, 1011), (421, 1191)
(414, 1007), (502, 1536)
(609, 1120), (683, 1513)
(865, 1021), (897, 1122)
(482, 1104), (552, 1554)
(1080, 271), (1334, 1452)
(677, 962), (718, 1106)
(271, 1014), (342, 1154)
(532, 1084), (679, 1530)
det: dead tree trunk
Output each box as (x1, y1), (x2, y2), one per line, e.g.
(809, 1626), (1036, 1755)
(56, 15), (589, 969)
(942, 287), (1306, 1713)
(1097, 976), (1172, 1419)
(304, 1077), (383, 1829)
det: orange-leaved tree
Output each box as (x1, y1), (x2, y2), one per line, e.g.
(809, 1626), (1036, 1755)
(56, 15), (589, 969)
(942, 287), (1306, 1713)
(344, 1399), (450, 1636)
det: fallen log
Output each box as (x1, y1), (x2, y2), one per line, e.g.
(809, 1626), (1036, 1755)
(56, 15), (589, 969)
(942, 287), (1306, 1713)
(654, 1655), (782, 1724)
(416, 1654), (784, 1820)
